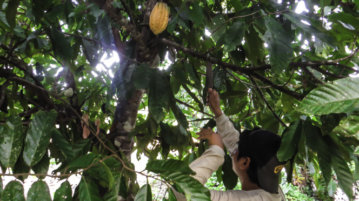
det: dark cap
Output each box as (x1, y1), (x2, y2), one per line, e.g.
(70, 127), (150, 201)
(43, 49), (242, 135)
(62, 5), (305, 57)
(237, 129), (286, 193)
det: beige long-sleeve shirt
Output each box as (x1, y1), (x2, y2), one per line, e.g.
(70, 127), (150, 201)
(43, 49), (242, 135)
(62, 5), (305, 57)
(174, 114), (285, 201)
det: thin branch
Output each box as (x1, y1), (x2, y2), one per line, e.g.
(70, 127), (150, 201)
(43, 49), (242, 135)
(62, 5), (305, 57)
(250, 71), (304, 99)
(0, 81), (9, 109)
(249, 76), (287, 128)
(307, 65), (344, 78)
(330, 48), (359, 63)
(189, 118), (212, 122)
(175, 98), (214, 117)
(211, 10), (260, 34)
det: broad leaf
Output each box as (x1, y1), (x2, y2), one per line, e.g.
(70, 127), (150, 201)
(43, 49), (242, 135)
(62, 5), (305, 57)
(134, 184), (152, 201)
(79, 177), (102, 201)
(32, 153), (50, 178)
(222, 154), (238, 190)
(148, 70), (171, 123)
(0, 178), (2, 200)
(51, 129), (75, 161)
(277, 120), (302, 162)
(54, 181), (72, 201)
(333, 115), (359, 136)
(49, 29), (73, 62)
(320, 113), (346, 135)
(332, 155), (353, 199)
(27, 181), (51, 201)
(244, 25), (265, 66)
(5, 0), (20, 29)
(65, 153), (99, 172)
(146, 160), (210, 201)
(262, 16), (293, 73)
(132, 64), (154, 90)
(284, 12), (336, 46)
(303, 120), (332, 184)
(2, 181), (25, 201)
(85, 161), (115, 189)
(12, 152), (30, 181)
(103, 176), (121, 201)
(222, 20), (246, 52)
(169, 101), (189, 129)
(0, 116), (24, 168)
(298, 77), (359, 115)
(23, 110), (57, 166)
(146, 159), (194, 175)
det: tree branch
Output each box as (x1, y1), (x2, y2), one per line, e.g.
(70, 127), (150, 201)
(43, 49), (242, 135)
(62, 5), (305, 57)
(175, 98), (214, 117)
(249, 76), (287, 128)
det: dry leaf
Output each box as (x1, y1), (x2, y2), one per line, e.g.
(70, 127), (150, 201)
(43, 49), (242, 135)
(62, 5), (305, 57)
(95, 118), (101, 136)
(82, 114), (90, 139)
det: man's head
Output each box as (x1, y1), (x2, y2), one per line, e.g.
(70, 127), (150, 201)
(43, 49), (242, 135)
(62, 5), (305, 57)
(231, 128), (284, 193)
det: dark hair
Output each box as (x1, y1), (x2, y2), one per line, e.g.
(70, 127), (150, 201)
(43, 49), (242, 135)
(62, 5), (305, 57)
(236, 128), (281, 186)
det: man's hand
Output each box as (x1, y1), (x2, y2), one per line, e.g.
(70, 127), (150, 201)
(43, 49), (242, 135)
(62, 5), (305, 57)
(197, 128), (224, 150)
(207, 88), (222, 117)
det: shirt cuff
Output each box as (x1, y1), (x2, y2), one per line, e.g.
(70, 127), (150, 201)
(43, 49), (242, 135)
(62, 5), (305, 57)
(215, 113), (228, 125)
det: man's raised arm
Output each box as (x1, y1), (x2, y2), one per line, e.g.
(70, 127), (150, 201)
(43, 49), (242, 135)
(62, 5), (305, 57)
(207, 88), (239, 154)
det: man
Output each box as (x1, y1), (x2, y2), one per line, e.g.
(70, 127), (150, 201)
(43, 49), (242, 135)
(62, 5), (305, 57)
(175, 88), (286, 201)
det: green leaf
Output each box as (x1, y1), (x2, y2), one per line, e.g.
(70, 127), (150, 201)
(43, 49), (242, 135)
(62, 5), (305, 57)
(167, 189), (178, 201)
(79, 177), (102, 201)
(51, 129), (75, 161)
(146, 160), (210, 201)
(132, 64), (154, 90)
(244, 25), (265, 65)
(320, 113), (346, 135)
(222, 20), (246, 52)
(85, 161), (115, 189)
(134, 184), (152, 201)
(0, 178), (2, 200)
(169, 101), (188, 129)
(159, 123), (189, 148)
(27, 181), (51, 201)
(49, 28), (73, 62)
(333, 115), (359, 136)
(263, 16), (293, 73)
(32, 152), (50, 178)
(332, 154), (353, 199)
(5, 0), (20, 29)
(329, 13), (359, 30)
(146, 159), (194, 175)
(82, 38), (100, 66)
(95, 16), (113, 47)
(23, 110), (57, 166)
(65, 153), (99, 172)
(0, 116), (24, 168)
(103, 176), (122, 201)
(298, 77), (359, 115)
(148, 70), (171, 123)
(277, 120), (302, 162)
(187, 4), (206, 26)
(222, 154), (238, 190)
(303, 120), (332, 184)
(13, 153), (30, 181)
(284, 12), (336, 46)
(2, 181), (25, 201)
(54, 181), (72, 201)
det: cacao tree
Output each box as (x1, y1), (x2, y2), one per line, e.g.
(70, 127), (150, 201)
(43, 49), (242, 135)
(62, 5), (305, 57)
(0, 0), (359, 200)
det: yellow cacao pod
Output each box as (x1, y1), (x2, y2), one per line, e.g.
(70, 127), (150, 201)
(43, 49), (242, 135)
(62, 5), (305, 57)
(149, 2), (170, 35)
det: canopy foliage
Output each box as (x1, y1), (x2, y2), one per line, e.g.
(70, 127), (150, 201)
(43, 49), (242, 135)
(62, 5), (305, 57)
(0, 0), (359, 200)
